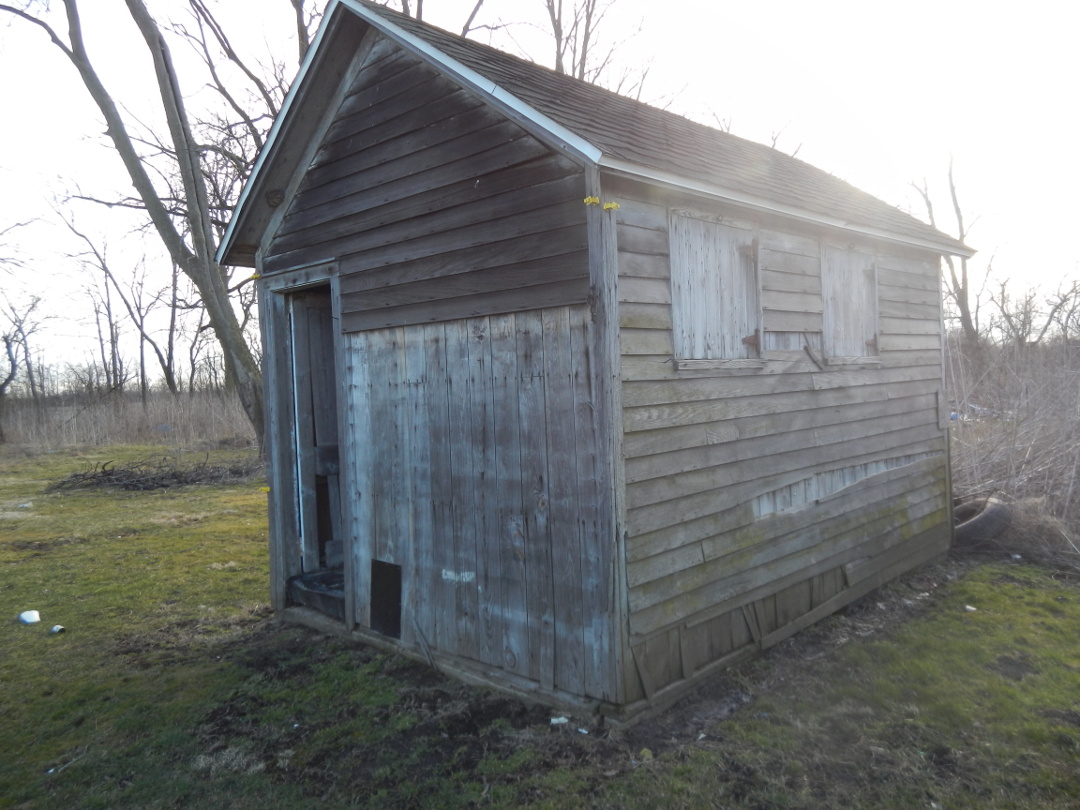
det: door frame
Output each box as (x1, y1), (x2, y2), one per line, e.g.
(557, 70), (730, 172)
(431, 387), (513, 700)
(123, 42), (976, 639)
(260, 261), (355, 626)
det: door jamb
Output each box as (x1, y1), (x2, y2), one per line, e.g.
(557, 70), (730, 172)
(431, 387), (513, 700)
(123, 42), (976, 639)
(260, 262), (355, 626)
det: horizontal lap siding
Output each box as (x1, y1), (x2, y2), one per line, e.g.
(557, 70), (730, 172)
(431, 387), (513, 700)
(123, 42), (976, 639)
(607, 181), (950, 699)
(264, 37), (589, 327)
(760, 230), (823, 346)
(628, 465), (949, 634)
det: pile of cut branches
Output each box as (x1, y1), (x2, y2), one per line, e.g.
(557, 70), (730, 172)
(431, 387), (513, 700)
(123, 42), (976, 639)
(47, 456), (263, 492)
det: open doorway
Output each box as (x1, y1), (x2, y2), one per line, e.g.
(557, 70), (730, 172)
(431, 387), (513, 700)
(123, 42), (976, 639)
(283, 285), (345, 619)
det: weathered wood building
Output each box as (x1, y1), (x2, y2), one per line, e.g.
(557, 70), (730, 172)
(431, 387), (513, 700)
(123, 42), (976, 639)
(218, 0), (972, 716)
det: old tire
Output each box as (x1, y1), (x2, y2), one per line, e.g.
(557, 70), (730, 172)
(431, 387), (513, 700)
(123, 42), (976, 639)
(954, 497), (1011, 547)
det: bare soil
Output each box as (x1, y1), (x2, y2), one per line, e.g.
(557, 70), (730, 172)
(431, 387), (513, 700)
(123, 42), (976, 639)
(164, 554), (979, 807)
(125, 508), (1076, 808)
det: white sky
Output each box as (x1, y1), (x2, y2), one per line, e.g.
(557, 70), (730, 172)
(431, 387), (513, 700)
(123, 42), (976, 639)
(1, 0), (1078, 361)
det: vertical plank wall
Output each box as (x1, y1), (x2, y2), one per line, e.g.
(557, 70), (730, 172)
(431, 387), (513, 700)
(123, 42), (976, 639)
(342, 306), (617, 702)
(608, 179), (951, 704)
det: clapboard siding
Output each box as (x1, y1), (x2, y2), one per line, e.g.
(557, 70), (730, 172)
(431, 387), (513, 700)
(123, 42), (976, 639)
(880, 315), (942, 335)
(625, 391), (937, 476)
(627, 454), (945, 588)
(633, 497), (949, 638)
(264, 44), (589, 326)
(626, 419), (943, 511)
(604, 180), (950, 691)
(624, 517), (949, 702)
(342, 305), (616, 701)
(629, 471), (949, 636)
(623, 377), (941, 434)
(623, 452), (939, 567)
(624, 389), (937, 459)
(620, 328), (674, 356)
(278, 144), (574, 248)
(339, 225), (588, 293)
(760, 228), (823, 329)
(880, 297), (941, 320)
(616, 222), (669, 256)
(626, 433), (945, 540)
(622, 362), (941, 408)
(277, 168), (581, 263)
(293, 112), (515, 219)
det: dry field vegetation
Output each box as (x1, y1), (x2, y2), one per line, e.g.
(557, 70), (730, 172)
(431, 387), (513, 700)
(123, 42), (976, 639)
(2, 411), (1080, 807)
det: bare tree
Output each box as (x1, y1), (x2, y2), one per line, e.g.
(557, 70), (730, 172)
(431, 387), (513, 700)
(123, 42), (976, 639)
(545, 0), (616, 81)
(1048, 281), (1080, 344)
(372, 0), (489, 35)
(990, 279), (1071, 352)
(459, 0), (489, 36)
(0, 296), (43, 442)
(63, 215), (180, 398)
(0, 332), (17, 444)
(0, 1), (317, 443)
(0, 221), (30, 274)
(87, 280), (126, 395)
(912, 160), (984, 348)
(768, 122), (802, 158)
(8, 297), (44, 403)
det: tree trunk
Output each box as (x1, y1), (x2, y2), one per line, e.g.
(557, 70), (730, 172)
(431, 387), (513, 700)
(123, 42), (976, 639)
(0, 1), (265, 444)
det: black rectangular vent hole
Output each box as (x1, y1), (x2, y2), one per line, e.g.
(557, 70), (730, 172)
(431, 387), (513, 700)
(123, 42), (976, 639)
(370, 559), (402, 639)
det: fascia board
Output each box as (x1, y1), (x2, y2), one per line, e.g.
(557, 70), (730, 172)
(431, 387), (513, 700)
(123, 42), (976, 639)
(215, 3), (343, 265)
(337, 0), (602, 165)
(600, 157), (976, 259)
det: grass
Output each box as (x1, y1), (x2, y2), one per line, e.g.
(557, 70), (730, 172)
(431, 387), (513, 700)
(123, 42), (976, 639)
(2, 446), (1080, 808)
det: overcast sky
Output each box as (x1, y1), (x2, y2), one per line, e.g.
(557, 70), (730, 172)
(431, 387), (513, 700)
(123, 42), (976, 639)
(1, 0), (1077, 359)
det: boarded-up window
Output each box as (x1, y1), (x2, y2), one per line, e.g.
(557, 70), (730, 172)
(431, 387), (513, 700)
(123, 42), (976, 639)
(822, 244), (878, 361)
(669, 214), (760, 362)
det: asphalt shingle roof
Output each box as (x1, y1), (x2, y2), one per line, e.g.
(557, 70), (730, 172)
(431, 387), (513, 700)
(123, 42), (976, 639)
(357, 0), (968, 255)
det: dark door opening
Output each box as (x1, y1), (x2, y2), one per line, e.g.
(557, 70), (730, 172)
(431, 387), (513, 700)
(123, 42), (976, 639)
(370, 559), (402, 639)
(284, 285), (345, 618)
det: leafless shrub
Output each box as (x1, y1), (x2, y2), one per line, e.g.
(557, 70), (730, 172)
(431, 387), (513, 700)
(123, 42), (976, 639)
(950, 336), (1080, 516)
(947, 279), (1080, 574)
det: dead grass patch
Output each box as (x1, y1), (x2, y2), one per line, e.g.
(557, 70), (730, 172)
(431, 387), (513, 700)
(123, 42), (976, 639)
(110, 604), (273, 667)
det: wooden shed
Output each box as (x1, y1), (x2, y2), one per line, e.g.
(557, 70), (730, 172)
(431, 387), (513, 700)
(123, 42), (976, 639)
(218, 0), (972, 717)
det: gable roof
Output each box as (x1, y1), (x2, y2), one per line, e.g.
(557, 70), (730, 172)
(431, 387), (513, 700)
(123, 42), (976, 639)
(218, 0), (972, 266)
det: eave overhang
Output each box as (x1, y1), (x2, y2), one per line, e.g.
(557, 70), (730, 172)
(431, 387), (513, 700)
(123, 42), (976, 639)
(599, 157), (976, 259)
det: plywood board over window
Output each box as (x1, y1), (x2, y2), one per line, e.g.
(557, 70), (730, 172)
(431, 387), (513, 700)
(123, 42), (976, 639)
(669, 213), (762, 370)
(822, 243), (880, 365)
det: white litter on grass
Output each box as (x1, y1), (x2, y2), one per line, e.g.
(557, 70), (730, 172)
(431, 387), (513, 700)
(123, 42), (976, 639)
(18, 610), (40, 624)
(965, 605), (978, 612)
(550, 716), (569, 725)
(49, 625), (65, 634)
